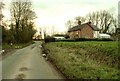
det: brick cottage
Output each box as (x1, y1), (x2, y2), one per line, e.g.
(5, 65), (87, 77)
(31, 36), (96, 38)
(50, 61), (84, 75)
(68, 21), (99, 39)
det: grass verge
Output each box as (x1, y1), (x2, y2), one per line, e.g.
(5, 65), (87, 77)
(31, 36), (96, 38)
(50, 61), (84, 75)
(2, 41), (35, 49)
(45, 41), (120, 79)
(1, 41), (35, 57)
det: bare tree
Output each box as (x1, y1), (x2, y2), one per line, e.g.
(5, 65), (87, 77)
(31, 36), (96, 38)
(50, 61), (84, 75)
(42, 26), (47, 38)
(75, 16), (86, 24)
(65, 16), (86, 32)
(86, 11), (100, 28)
(10, 0), (36, 43)
(51, 26), (55, 35)
(65, 20), (73, 31)
(0, 2), (4, 22)
(0, 2), (4, 9)
(86, 10), (116, 34)
(112, 17), (117, 31)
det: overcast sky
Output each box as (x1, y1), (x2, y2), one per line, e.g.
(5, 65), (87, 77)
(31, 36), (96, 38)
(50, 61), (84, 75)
(1, 0), (120, 34)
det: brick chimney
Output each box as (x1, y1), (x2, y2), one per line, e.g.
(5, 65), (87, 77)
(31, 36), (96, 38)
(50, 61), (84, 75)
(88, 21), (91, 25)
(78, 20), (81, 25)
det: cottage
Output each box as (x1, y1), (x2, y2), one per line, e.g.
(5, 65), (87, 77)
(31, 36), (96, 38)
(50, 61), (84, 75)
(68, 21), (99, 39)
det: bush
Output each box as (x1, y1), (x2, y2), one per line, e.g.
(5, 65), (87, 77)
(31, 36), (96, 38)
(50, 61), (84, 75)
(65, 35), (70, 39)
(55, 39), (75, 42)
(44, 37), (55, 43)
(75, 38), (88, 41)
(55, 38), (113, 42)
(98, 38), (113, 41)
(75, 38), (113, 41)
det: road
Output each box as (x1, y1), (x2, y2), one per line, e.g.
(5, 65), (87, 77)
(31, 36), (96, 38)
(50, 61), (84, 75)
(2, 41), (64, 79)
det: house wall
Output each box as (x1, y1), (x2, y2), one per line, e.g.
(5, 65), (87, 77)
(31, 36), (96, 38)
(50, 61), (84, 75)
(81, 25), (93, 38)
(93, 31), (99, 38)
(69, 25), (94, 39)
(69, 32), (72, 39)
(74, 31), (79, 38)
(69, 31), (79, 39)
(69, 31), (74, 39)
(78, 30), (81, 38)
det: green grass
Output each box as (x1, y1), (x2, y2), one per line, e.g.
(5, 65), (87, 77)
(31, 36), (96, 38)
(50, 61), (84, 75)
(45, 41), (120, 79)
(2, 41), (35, 49)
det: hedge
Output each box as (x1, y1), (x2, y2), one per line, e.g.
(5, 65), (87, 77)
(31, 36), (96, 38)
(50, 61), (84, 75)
(44, 37), (113, 43)
(56, 38), (113, 42)
(44, 37), (55, 43)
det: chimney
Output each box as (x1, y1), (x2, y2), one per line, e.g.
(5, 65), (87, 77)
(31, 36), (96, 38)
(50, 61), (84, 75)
(78, 20), (81, 25)
(88, 21), (91, 25)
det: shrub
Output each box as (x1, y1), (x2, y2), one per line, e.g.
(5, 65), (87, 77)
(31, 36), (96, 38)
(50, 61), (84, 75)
(75, 38), (87, 41)
(75, 38), (113, 41)
(44, 37), (55, 43)
(98, 38), (113, 41)
(55, 38), (113, 42)
(55, 39), (75, 42)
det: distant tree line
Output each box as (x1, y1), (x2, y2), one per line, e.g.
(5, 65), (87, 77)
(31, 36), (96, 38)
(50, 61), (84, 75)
(66, 10), (117, 35)
(1, 0), (36, 43)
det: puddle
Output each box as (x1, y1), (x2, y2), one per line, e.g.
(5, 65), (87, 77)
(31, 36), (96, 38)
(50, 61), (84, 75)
(15, 73), (26, 79)
(19, 67), (28, 71)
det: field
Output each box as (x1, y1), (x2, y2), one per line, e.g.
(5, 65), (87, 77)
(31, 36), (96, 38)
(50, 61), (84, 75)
(45, 41), (120, 79)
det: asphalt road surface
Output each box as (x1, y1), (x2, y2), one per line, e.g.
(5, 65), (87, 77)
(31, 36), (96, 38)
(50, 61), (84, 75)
(2, 41), (64, 79)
